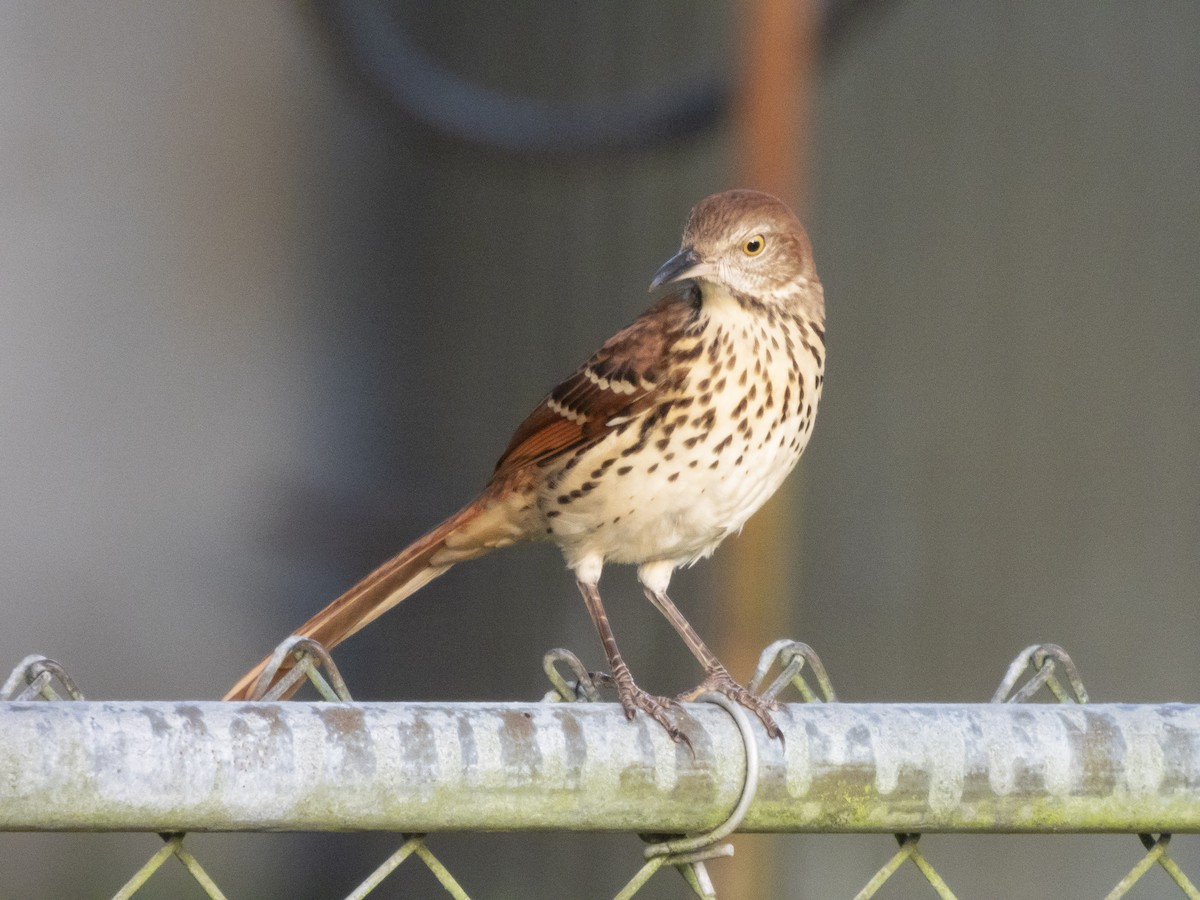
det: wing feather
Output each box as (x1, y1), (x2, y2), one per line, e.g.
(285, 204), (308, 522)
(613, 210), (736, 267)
(493, 290), (700, 476)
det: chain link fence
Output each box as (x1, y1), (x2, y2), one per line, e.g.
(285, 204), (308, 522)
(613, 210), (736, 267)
(3, 641), (1199, 899)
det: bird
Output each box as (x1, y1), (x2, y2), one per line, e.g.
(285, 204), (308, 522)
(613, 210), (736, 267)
(225, 189), (826, 741)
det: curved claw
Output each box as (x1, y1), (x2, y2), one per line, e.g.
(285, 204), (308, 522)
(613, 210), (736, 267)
(682, 669), (783, 740)
(600, 671), (692, 747)
(625, 685), (691, 747)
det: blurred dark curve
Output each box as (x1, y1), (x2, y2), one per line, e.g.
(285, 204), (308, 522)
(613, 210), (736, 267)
(311, 0), (893, 156)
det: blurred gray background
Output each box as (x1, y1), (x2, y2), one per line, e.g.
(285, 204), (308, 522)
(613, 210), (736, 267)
(2, 2), (1198, 897)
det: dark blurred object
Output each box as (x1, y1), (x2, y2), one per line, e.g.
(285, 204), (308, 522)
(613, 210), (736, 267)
(314, 0), (889, 155)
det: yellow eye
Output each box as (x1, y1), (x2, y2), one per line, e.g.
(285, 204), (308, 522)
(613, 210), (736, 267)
(742, 234), (766, 256)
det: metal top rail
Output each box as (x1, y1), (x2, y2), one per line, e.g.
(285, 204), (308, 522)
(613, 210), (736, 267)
(3, 699), (1198, 835)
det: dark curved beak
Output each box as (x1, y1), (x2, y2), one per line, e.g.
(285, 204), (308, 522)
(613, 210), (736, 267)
(649, 246), (715, 291)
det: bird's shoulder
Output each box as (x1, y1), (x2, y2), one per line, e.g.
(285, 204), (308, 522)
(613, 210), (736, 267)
(491, 289), (703, 476)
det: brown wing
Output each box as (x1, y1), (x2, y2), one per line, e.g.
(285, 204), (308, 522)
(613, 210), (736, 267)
(493, 289), (701, 477)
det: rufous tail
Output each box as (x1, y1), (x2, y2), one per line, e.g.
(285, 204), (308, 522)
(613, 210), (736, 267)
(224, 495), (500, 701)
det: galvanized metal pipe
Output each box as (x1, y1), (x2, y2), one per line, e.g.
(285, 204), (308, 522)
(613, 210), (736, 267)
(1, 701), (1198, 834)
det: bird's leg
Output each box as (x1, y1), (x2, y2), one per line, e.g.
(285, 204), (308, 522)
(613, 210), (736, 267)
(575, 578), (686, 743)
(642, 585), (782, 739)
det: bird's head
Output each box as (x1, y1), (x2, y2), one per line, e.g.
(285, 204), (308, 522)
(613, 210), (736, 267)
(650, 190), (819, 313)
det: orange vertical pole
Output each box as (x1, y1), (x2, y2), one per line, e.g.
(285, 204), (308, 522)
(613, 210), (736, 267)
(716, 0), (819, 896)
(734, 0), (817, 204)
(721, 0), (819, 710)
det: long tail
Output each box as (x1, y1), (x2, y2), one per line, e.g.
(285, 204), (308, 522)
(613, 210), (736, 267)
(225, 494), (504, 701)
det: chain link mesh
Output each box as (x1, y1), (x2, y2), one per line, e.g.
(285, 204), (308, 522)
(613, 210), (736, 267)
(4, 640), (1199, 899)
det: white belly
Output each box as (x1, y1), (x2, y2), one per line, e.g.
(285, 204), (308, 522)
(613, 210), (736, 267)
(541, 310), (822, 570)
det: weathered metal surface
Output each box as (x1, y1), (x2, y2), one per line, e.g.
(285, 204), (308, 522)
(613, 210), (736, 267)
(1, 701), (1198, 834)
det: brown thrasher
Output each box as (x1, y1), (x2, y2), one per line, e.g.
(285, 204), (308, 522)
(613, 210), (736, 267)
(226, 189), (825, 741)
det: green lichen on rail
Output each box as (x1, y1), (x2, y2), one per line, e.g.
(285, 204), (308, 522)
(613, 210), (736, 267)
(1, 700), (1198, 834)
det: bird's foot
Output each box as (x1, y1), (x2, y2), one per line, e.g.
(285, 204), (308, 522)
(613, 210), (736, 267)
(680, 667), (783, 740)
(594, 670), (690, 747)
